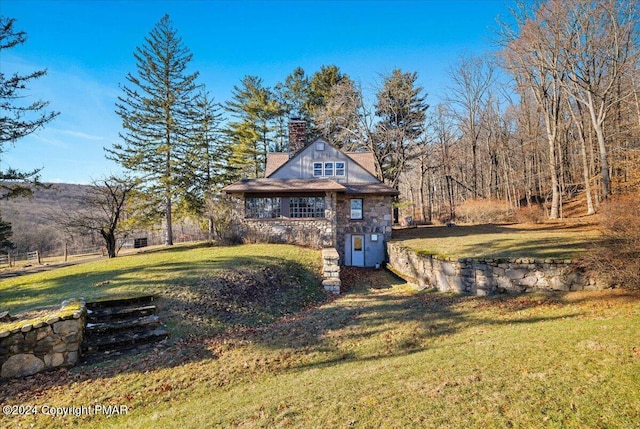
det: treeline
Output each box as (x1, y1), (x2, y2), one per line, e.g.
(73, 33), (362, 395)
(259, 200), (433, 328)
(107, 0), (639, 241)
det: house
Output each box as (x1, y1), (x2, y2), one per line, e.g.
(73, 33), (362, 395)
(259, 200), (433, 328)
(223, 120), (398, 267)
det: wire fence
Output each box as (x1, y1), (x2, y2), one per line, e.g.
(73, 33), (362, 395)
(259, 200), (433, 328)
(0, 233), (212, 268)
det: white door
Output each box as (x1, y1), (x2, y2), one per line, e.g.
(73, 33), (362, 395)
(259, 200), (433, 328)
(351, 235), (365, 267)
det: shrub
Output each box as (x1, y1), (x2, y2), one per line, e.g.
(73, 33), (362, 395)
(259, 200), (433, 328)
(454, 198), (512, 224)
(513, 204), (545, 224)
(588, 194), (640, 289)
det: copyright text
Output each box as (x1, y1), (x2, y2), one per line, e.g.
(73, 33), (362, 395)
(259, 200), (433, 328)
(3, 404), (129, 417)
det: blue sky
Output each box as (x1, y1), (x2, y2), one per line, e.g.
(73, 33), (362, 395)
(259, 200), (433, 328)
(2, 0), (511, 184)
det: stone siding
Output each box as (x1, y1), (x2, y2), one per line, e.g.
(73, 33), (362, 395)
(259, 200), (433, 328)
(230, 193), (337, 249)
(230, 193), (394, 266)
(387, 243), (606, 295)
(336, 194), (393, 263)
(0, 300), (86, 379)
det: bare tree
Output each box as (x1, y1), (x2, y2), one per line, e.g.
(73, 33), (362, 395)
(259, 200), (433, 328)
(446, 54), (496, 198)
(501, 0), (568, 218)
(558, 0), (638, 199)
(58, 176), (137, 258)
(313, 79), (367, 151)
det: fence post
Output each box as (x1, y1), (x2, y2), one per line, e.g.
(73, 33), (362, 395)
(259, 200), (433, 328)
(37, 250), (41, 265)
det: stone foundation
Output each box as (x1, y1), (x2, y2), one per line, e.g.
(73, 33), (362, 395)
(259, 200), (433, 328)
(0, 299), (86, 379)
(322, 248), (341, 294)
(387, 243), (606, 295)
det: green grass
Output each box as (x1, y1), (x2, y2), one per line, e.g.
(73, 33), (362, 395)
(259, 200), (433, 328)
(1, 251), (639, 428)
(392, 223), (601, 260)
(0, 243), (325, 338)
(0, 243), (321, 314)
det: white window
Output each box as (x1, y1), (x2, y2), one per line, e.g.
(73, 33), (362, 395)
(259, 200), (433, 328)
(324, 162), (334, 176)
(313, 162), (323, 177)
(350, 199), (363, 220)
(335, 162), (345, 176)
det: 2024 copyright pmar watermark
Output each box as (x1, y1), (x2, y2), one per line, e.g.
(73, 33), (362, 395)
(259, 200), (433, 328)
(3, 404), (129, 417)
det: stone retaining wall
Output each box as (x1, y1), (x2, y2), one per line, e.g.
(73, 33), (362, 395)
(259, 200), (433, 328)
(0, 299), (86, 379)
(387, 243), (605, 295)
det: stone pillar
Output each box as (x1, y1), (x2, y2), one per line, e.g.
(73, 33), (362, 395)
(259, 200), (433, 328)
(321, 248), (341, 294)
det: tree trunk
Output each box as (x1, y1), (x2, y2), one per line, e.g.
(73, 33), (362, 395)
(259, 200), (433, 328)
(547, 135), (561, 219)
(165, 195), (173, 246)
(101, 230), (117, 258)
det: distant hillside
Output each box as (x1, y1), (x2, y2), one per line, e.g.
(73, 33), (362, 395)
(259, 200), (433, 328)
(0, 182), (206, 256)
(0, 183), (96, 255)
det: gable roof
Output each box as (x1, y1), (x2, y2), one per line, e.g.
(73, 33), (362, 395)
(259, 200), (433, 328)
(265, 153), (290, 177)
(345, 152), (377, 178)
(224, 137), (397, 196)
(264, 138), (379, 179)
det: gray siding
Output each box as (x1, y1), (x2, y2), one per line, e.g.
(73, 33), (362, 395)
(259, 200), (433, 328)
(269, 139), (378, 184)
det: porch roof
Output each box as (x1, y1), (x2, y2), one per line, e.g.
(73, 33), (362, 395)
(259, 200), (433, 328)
(344, 183), (400, 196)
(223, 178), (346, 194)
(223, 178), (399, 196)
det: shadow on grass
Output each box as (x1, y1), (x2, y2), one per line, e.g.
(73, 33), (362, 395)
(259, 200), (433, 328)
(392, 223), (600, 260)
(0, 250), (327, 400)
(4, 262), (632, 404)
(227, 269), (588, 373)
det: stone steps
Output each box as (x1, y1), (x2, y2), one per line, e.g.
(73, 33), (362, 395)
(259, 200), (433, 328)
(82, 296), (168, 360)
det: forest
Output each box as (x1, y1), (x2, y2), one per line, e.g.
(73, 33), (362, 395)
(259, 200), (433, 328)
(2, 0), (639, 263)
(141, 0), (638, 227)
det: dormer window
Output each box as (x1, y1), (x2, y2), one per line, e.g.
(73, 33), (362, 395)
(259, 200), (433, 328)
(324, 162), (334, 176)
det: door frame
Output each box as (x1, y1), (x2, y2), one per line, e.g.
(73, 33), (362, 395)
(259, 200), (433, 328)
(351, 234), (365, 267)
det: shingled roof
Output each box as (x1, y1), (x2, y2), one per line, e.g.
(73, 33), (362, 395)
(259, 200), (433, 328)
(223, 178), (398, 196)
(265, 153), (290, 177)
(223, 178), (346, 194)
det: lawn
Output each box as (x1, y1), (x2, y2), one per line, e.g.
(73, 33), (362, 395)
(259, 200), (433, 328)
(1, 243), (639, 428)
(0, 243), (325, 337)
(392, 222), (601, 260)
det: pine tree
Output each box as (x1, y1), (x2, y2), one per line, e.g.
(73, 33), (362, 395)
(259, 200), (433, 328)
(106, 14), (199, 245)
(374, 69), (429, 188)
(225, 76), (279, 178)
(0, 16), (59, 248)
(308, 65), (347, 114)
(179, 89), (226, 227)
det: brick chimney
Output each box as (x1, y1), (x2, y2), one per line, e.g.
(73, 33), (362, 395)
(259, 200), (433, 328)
(288, 118), (307, 158)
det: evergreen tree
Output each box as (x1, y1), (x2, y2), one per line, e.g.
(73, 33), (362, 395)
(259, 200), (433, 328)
(275, 67), (310, 120)
(0, 16), (59, 247)
(274, 67), (310, 150)
(225, 76), (279, 178)
(373, 69), (428, 188)
(106, 14), (199, 245)
(308, 65), (347, 113)
(181, 89), (228, 236)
